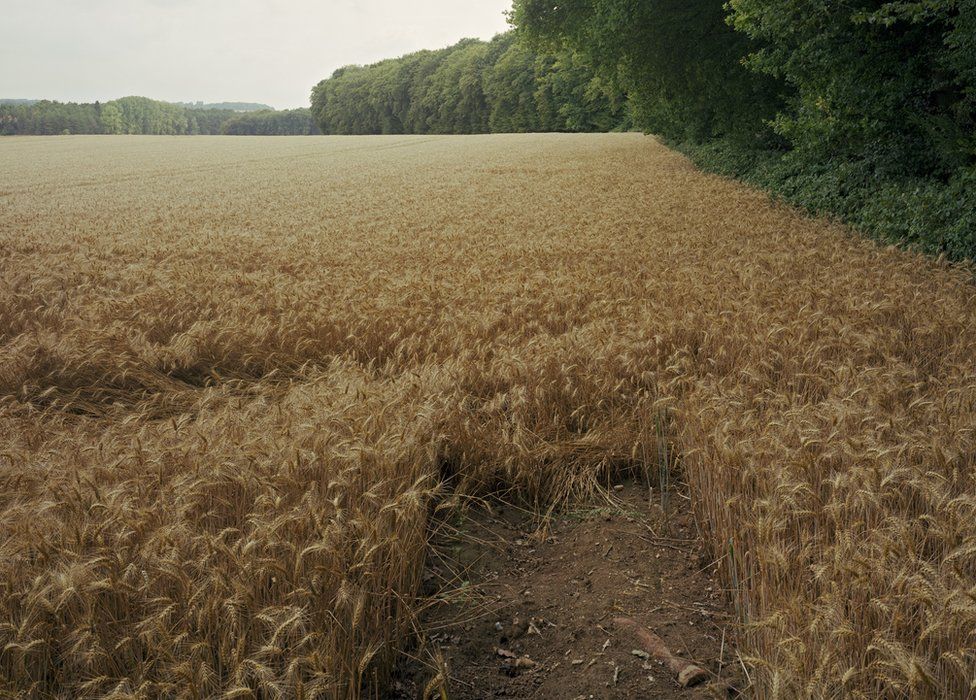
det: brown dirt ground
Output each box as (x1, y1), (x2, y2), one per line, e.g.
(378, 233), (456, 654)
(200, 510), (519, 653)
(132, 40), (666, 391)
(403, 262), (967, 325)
(393, 481), (747, 699)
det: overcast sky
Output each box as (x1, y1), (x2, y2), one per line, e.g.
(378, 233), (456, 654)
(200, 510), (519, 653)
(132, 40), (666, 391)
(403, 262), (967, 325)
(0, 0), (513, 109)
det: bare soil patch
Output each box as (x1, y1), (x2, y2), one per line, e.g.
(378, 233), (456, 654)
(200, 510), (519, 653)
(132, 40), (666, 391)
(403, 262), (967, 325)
(395, 481), (744, 698)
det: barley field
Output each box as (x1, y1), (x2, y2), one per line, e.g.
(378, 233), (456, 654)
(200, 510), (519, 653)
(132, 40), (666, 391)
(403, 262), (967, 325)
(1, 134), (974, 698)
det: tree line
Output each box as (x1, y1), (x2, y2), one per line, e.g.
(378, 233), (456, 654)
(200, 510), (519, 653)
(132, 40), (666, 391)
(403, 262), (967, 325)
(221, 109), (320, 135)
(511, 0), (975, 261)
(172, 101), (274, 112)
(0, 97), (318, 136)
(310, 33), (631, 135)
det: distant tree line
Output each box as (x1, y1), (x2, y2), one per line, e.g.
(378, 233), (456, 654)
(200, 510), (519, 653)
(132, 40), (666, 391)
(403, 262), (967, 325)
(0, 97), (317, 135)
(221, 109), (320, 135)
(310, 33), (631, 135)
(172, 101), (274, 112)
(0, 100), (106, 136)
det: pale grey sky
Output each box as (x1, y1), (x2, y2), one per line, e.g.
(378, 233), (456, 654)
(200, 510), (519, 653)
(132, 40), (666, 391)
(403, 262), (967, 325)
(0, 0), (513, 108)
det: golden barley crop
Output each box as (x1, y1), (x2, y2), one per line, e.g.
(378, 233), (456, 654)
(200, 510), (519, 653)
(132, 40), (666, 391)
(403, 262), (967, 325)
(1, 134), (974, 698)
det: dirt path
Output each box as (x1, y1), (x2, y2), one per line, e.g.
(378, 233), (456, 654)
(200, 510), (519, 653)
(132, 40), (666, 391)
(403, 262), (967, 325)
(395, 482), (744, 698)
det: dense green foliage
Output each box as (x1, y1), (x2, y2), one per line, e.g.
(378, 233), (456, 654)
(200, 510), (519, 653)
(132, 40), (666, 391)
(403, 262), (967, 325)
(513, 0), (976, 261)
(221, 109), (320, 135)
(727, 0), (975, 178)
(0, 97), (313, 136)
(189, 109), (241, 136)
(97, 97), (195, 135)
(310, 33), (630, 135)
(0, 100), (106, 135)
(511, 0), (782, 144)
